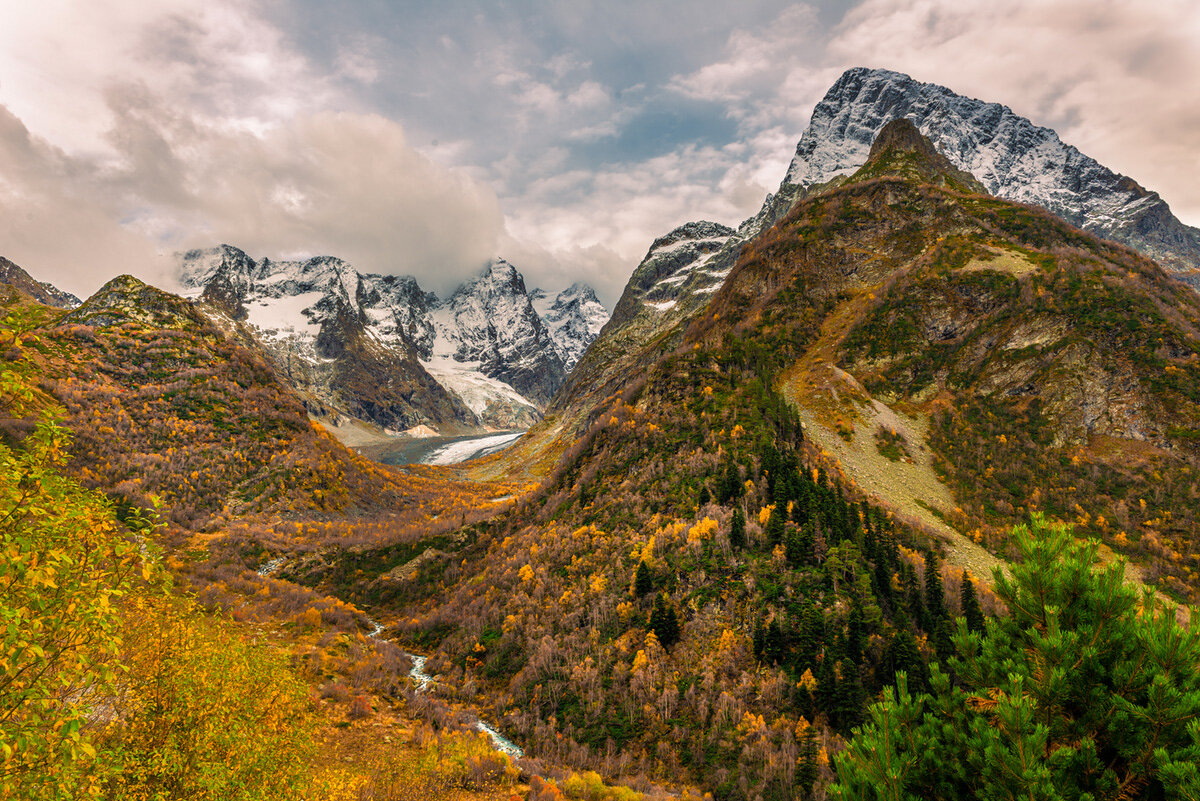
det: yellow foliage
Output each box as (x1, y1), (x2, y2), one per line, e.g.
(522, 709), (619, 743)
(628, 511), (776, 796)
(519, 564), (534, 583)
(687, 517), (718, 545)
(759, 505), (775, 526)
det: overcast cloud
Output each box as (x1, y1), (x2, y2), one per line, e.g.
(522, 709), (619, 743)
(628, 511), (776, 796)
(0, 0), (1197, 304)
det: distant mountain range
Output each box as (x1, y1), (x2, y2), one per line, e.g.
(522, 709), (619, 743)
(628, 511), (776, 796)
(177, 246), (608, 432)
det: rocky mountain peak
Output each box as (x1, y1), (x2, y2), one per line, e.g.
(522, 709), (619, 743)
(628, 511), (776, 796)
(867, 117), (938, 161)
(779, 66), (1200, 285)
(65, 275), (204, 330)
(175, 247), (609, 431)
(855, 117), (986, 192)
(0, 257), (80, 308)
(533, 281), (610, 372)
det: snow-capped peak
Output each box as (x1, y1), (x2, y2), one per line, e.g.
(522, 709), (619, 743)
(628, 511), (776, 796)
(533, 282), (610, 372)
(780, 67), (1200, 284)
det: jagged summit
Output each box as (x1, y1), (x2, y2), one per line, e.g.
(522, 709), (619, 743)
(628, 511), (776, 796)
(0, 257), (81, 309)
(176, 247), (609, 432)
(780, 67), (1200, 285)
(853, 117), (986, 193)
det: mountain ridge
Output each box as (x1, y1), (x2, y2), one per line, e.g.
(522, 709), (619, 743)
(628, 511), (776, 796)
(177, 246), (609, 433)
(779, 66), (1200, 285)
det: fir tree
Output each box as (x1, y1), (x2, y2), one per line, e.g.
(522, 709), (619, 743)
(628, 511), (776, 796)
(797, 725), (819, 800)
(831, 516), (1200, 800)
(846, 598), (866, 666)
(766, 506), (786, 547)
(730, 505), (746, 550)
(633, 559), (654, 597)
(717, 458), (742, 505)
(960, 572), (985, 634)
(648, 594), (680, 648)
(923, 549), (947, 623)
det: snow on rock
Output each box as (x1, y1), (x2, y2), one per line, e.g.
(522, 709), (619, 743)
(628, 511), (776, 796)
(423, 431), (524, 466)
(532, 282), (610, 372)
(781, 67), (1200, 285)
(177, 247), (607, 430)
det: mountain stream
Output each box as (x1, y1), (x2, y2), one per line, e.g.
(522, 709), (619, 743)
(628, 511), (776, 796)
(257, 558), (522, 759)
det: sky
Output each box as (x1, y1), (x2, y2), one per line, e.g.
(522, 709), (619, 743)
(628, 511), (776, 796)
(1, 0), (1198, 305)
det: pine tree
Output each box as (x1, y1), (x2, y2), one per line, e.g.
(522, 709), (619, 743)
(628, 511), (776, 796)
(730, 505), (746, 550)
(882, 627), (928, 693)
(846, 599), (866, 666)
(960, 572), (985, 634)
(634, 559), (654, 596)
(923, 549), (947, 623)
(830, 516), (1200, 800)
(717, 458), (742, 505)
(648, 594), (680, 648)
(698, 483), (711, 507)
(833, 659), (865, 734)
(766, 506), (786, 547)
(797, 724), (819, 799)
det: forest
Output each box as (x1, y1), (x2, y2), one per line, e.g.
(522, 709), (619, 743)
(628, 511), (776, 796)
(5, 133), (1200, 800)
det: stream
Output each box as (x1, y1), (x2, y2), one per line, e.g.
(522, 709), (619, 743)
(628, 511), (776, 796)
(257, 557), (524, 759)
(367, 618), (525, 758)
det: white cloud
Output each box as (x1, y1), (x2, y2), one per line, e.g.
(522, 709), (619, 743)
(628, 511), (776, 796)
(0, 0), (506, 298)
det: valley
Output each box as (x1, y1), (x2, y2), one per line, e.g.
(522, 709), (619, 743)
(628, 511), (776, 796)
(6, 65), (1200, 801)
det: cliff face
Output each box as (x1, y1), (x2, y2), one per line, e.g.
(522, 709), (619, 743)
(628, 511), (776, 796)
(779, 67), (1200, 285)
(178, 248), (608, 432)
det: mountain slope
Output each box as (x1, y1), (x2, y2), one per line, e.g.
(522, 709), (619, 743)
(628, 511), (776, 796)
(780, 66), (1200, 285)
(40, 275), (432, 526)
(0, 257), (80, 308)
(179, 248), (606, 432)
(240, 121), (1200, 801)
(180, 246), (477, 434)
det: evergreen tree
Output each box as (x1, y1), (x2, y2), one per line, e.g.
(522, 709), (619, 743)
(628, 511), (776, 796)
(796, 604), (825, 671)
(648, 594), (680, 648)
(698, 483), (711, 507)
(924, 550), (947, 623)
(833, 659), (865, 734)
(846, 598), (866, 666)
(831, 516), (1200, 800)
(882, 627), (928, 693)
(633, 559), (654, 597)
(784, 524), (807, 566)
(766, 506), (786, 547)
(765, 619), (785, 665)
(797, 725), (819, 800)
(717, 458), (742, 505)
(730, 505), (746, 550)
(815, 654), (838, 715)
(873, 558), (893, 605)
(960, 573), (985, 634)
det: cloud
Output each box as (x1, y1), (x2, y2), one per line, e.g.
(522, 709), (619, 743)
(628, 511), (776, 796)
(3, 0), (1198, 307)
(0, 105), (170, 296)
(0, 0), (506, 298)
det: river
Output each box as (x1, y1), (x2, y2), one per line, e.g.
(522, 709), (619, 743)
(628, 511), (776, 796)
(359, 430), (524, 466)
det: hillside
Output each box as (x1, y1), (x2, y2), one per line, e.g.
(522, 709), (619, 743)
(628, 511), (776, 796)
(4, 274), (517, 532)
(274, 119), (1200, 801)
